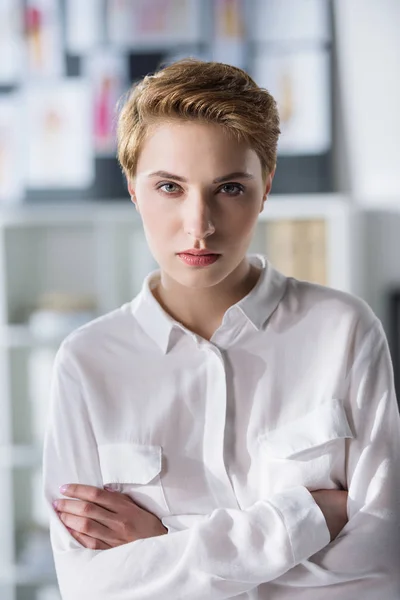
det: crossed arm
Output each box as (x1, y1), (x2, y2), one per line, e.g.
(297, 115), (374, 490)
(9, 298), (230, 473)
(43, 322), (400, 599)
(52, 483), (347, 552)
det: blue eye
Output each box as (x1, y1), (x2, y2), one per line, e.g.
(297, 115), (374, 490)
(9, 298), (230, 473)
(220, 183), (245, 196)
(157, 182), (180, 194)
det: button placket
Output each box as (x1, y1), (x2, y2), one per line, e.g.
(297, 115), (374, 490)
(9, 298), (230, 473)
(202, 344), (239, 509)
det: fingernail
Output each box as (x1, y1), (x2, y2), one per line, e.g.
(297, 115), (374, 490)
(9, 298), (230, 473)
(104, 484), (115, 491)
(60, 484), (69, 493)
(52, 500), (59, 509)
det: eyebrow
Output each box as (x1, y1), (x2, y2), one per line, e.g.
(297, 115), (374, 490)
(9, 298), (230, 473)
(147, 170), (255, 183)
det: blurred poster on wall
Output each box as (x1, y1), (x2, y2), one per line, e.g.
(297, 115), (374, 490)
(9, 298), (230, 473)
(107, 0), (202, 48)
(66, 0), (104, 53)
(84, 50), (128, 155)
(25, 0), (64, 78)
(253, 48), (331, 155)
(25, 80), (94, 188)
(0, 96), (24, 203)
(212, 0), (246, 69)
(0, 0), (24, 84)
(252, 0), (330, 44)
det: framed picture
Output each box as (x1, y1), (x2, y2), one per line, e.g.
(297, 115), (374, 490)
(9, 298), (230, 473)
(212, 0), (247, 69)
(252, 0), (330, 44)
(252, 47), (331, 155)
(107, 0), (203, 48)
(25, 0), (64, 78)
(0, 0), (23, 84)
(65, 0), (104, 53)
(84, 50), (129, 156)
(0, 95), (24, 203)
(25, 80), (94, 189)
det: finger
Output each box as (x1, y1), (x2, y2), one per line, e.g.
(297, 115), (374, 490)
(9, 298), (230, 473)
(59, 484), (124, 513)
(65, 525), (111, 550)
(58, 510), (115, 545)
(54, 498), (115, 527)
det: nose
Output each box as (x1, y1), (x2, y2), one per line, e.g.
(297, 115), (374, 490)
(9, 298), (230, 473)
(183, 191), (215, 243)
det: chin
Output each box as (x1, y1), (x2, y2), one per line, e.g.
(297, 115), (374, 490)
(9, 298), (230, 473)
(155, 259), (219, 289)
(174, 261), (234, 289)
(181, 275), (225, 289)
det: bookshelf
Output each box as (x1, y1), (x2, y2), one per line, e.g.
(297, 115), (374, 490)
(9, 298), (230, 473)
(254, 194), (357, 294)
(0, 194), (358, 599)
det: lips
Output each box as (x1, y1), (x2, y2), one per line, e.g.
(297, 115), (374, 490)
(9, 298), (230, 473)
(177, 251), (220, 267)
(179, 249), (219, 256)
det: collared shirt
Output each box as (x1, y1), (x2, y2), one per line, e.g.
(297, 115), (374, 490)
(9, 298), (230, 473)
(43, 254), (400, 600)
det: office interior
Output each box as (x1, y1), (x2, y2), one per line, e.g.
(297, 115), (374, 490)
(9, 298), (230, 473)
(0, 1), (399, 599)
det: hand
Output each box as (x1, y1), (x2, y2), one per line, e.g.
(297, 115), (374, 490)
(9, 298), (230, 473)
(310, 489), (348, 541)
(53, 484), (168, 550)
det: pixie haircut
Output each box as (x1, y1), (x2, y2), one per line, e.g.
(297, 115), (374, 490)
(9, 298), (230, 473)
(117, 58), (281, 181)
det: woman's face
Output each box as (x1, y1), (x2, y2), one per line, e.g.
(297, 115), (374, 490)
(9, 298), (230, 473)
(129, 120), (273, 290)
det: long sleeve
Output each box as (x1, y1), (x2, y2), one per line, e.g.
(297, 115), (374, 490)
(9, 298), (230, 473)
(271, 319), (400, 597)
(43, 342), (330, 600)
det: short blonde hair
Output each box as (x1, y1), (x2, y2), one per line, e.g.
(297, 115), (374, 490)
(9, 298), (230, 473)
(117, 58), (280, 181)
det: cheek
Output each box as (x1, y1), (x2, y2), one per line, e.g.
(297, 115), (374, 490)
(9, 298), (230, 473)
(139, 201), (178, 246)
(227, 204), (260, 239)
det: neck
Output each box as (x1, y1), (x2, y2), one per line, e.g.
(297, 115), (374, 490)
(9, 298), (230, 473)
(152, 258), (261, 340)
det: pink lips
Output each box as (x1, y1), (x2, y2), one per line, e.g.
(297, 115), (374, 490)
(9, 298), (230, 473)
(177, 252), (220, 267)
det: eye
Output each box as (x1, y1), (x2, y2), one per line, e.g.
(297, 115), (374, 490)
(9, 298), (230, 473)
(219, 183), (245, 196)
(156, 182), (181, 194)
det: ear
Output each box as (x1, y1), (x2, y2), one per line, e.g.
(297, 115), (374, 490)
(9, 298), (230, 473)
(260, 165), (276, 212)
(127, 179), (139, 212)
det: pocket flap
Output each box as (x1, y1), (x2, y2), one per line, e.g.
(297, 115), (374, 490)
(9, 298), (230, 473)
(98, 443), (162, 485)
(259, 398), (354, 459)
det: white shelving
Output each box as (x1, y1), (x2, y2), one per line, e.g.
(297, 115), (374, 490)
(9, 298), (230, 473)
(0, 564), (58, 586)
(0, 445), (42, 469)
(0, 195), (358, 598)
(257, 194), (357, 294)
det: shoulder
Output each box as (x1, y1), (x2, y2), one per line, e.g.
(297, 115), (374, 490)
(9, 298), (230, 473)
(283, 277), (380, 345)
(54, 301), (138, 374)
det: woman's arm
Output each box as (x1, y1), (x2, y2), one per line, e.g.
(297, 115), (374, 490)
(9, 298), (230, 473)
(43, 341), (330, 600)
(267, 320), (400, 596)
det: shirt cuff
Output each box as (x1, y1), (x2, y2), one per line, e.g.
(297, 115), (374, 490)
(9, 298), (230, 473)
(267, 486), (331, 563)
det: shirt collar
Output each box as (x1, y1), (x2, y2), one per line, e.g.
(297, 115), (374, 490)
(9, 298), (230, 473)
(234, 254), (288, 330)
(130, 269), (176, 354)
(130, 254), (288, 354)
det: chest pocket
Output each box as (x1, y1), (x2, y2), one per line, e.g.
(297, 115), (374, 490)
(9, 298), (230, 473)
(98, 442), (170, 519)
(258, 398), (354, 495)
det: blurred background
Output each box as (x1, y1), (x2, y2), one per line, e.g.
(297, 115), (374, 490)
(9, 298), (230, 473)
(0, 1), (399, 598)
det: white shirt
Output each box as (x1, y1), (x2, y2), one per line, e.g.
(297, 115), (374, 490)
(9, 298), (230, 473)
(43, 254), (400, 600)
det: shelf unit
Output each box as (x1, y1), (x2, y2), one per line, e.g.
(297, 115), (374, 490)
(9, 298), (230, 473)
(256, 194), (357, 294)
(0, 195), (358, 599)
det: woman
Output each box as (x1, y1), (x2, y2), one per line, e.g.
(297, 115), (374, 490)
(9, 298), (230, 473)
(43, 59), (400, 600)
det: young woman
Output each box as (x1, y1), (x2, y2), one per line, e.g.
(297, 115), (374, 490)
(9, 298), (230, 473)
(43, 59), (400, 600)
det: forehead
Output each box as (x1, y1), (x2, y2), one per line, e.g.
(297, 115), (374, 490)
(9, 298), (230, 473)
(136, 119), (262, 178)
